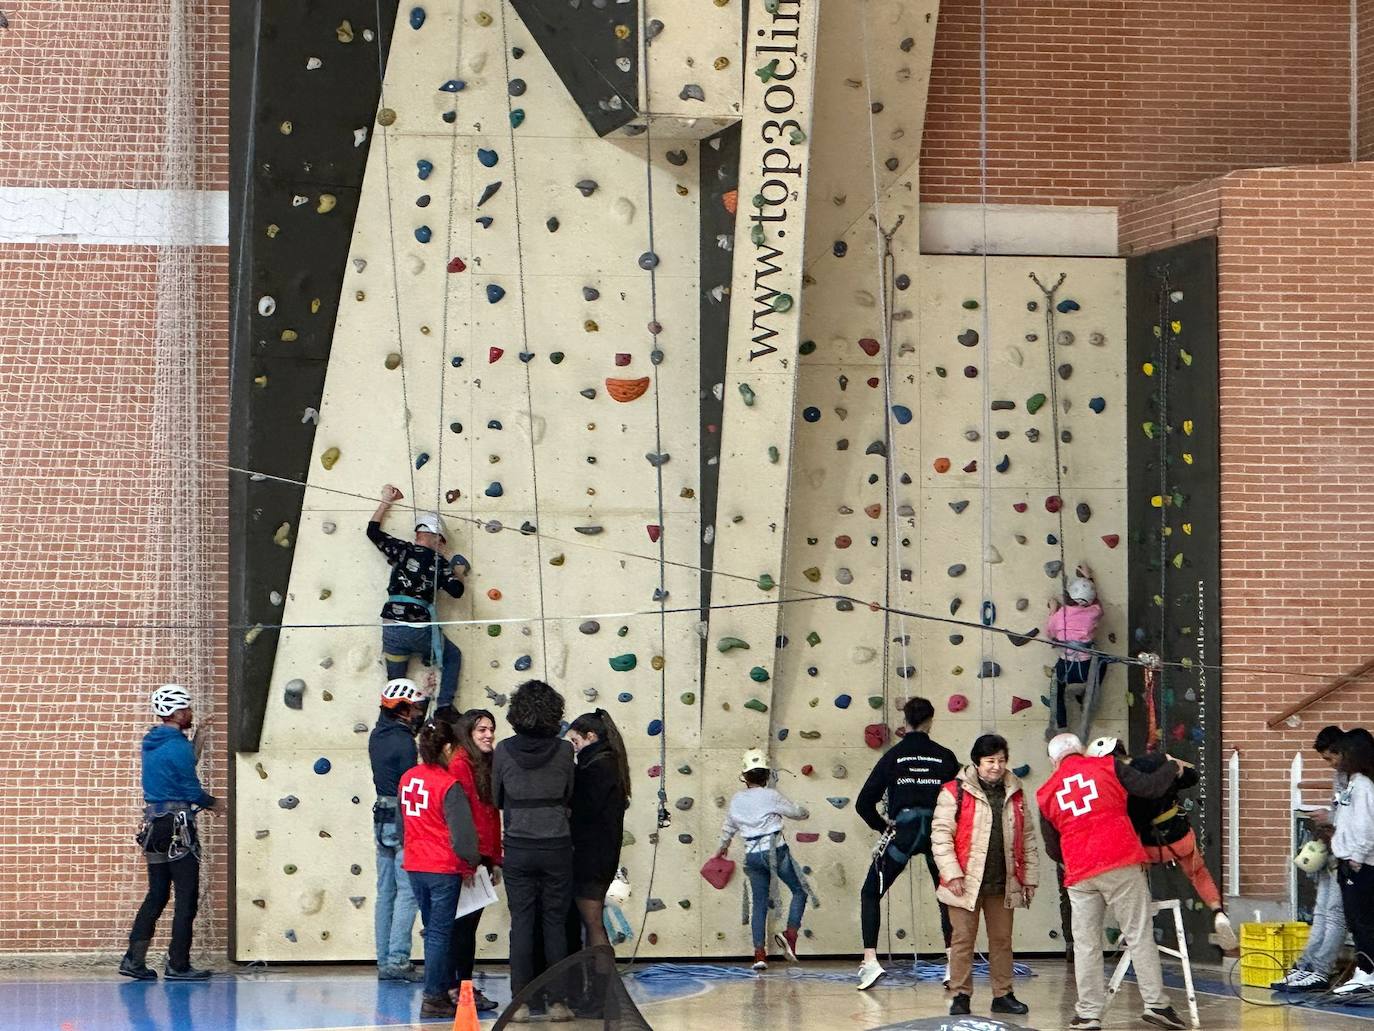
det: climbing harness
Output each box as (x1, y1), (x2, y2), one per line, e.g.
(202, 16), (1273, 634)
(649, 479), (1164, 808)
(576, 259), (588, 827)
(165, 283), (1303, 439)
(137, 802), (201, 863)
(871, 806), (936, 896)
(739, 831), (819, 931)
(385, 593), (445, 682)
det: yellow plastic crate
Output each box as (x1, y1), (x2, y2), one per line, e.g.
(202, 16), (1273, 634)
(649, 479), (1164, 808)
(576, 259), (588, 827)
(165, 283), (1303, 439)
(1239, 922), (1311, 987)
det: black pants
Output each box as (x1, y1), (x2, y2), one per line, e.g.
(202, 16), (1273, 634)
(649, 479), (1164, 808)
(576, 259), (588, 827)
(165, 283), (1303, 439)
(129, 854), (199, 970)
(505, 846), (574, 998)
(860, 843), (951, 950)
(449, 905), (483, 987)
(1055, 861), (1075, 953)
(1339, 861), (1374, 973)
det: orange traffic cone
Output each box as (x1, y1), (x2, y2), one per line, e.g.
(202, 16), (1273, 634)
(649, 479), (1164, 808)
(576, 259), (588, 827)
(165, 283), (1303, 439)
(452, 979), (481, 1031)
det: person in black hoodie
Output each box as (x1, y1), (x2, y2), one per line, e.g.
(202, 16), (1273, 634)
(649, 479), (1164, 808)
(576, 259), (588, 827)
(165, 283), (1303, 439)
(566, 709), (631, 950)
(492, 679), (576, 1021)
(854, 696), (961, 990)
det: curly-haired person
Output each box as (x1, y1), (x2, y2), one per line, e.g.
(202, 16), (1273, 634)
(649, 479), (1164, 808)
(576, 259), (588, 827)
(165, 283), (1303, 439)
(492, 680), (576, 1022)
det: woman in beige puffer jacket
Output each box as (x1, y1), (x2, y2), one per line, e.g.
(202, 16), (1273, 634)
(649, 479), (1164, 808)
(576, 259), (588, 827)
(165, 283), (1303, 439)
(931, 733), (1040, 1018)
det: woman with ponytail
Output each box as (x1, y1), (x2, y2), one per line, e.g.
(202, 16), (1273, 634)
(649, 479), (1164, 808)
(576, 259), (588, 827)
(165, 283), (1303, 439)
(566, 709), (631, 948)
(398, 720), (480, 1020)
(445, 709), (502, 1012)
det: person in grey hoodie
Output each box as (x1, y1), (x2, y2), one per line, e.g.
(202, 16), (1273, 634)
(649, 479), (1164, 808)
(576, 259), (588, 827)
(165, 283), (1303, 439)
(492, 679), (576, 1020)
(1332, 730), (1374, 997)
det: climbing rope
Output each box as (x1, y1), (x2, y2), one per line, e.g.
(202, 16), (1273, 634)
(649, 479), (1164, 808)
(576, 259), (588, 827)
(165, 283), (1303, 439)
(1031, 270), (1071, 603)
(976, 0), (997, 737)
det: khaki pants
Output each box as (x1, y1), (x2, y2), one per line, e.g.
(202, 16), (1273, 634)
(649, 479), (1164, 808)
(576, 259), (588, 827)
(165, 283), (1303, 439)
(947, 893), (1015, 997)
(1068, 863), (1169, 1018)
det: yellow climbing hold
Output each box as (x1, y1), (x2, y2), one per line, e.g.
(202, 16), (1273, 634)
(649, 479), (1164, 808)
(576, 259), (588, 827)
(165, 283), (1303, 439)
(1180, 349), (1193, 366)
(317, 194), (337, 214)
(279, 120), (293, 135)
(1171, 320), (1182, 333)
(1151, 495), (1164, 508)
(1183, 419), (1194, 435)
(651, 656), (665, 671)
(1142, 362), (1154, 376)
(714, 56), (730, 70)
(385, 353), (401, 370)
(549, 554), (565, 566)
(320, 446), (340, 470)
(280, 329), (298, 342)
(273, 522), (292, 547)
(310, 298), (321, 314)
(614, 23), (630, 39)
(1183, 452), (1194, 465)
(253, 374), (267, 387)
(1172, 553), (1184, 569)
(336, 19), (354, 42)
(377, 108), (396, 126)
(584, 320), (599, 332)
(1182, 523), (1193, 535)
(266, 223), (280, 238)
(475, 11), (492, 25)
(802, 566), (821, 583)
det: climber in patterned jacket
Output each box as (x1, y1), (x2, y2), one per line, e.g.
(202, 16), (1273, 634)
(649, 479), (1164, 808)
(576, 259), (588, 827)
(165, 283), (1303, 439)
(368, 484), (466, 712)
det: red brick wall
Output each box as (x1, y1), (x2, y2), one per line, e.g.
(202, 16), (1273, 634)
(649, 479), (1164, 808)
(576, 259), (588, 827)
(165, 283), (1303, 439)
(0, 244), (229, 952)
(1122, 167), (1374, 897)
(923, 1), (1352, 207)
(1360, 0), (1374, 159)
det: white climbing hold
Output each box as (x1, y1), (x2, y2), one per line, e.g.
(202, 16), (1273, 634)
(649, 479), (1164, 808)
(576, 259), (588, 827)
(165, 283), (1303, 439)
(301, 407), (319, 424)
(984, 545), (1003, 564)
(716, 234), (732, 251)
(269, 591), (283, 606)
(1005, 346), (1023, 367)
(712, 382), (724, 401)
(306, 57), (322, 70)
(257, 296), (277, 317)
(702, 525), (715, 545)
(321, 521), (336, 534)
(710, 285), (725, 303)
(353, 127), (368, 147)
(611, 197), (636, 224)
(352, 258), (367, 273)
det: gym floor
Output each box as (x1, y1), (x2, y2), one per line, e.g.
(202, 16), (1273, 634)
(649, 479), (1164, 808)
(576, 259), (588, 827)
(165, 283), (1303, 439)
(3, 957), (1372, 1030)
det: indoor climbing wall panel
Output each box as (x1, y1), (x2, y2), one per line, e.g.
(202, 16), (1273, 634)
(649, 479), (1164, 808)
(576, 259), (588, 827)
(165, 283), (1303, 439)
(236, 0), (714, 961)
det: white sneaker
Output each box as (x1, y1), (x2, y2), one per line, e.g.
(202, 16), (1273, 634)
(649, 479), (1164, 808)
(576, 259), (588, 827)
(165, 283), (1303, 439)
(1272, 967), (1325, 990)
(773, 931), (797, 963)
(547, 1001), (574, 1023)
(856, 959), (886, 990)
(1335, 968), (1374, 995)
(1212, 910), (1239, 951)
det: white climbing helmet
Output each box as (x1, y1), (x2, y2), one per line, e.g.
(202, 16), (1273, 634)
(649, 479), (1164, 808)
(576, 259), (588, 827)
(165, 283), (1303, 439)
(380, 678), (426, 708)
(151, 684), (192, 717)
(741, 748), (770, 774)
(414, 511), (447, 541)
(1047, 732), (1085, 767)
(1086, 736), (1119, 758)
(1066, 577), (1097, 604)
(1295, 839), (1333, 875)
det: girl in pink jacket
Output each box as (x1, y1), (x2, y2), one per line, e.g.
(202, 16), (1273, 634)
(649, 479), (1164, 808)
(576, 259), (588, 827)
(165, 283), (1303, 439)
(1045, 563), (1103, 733)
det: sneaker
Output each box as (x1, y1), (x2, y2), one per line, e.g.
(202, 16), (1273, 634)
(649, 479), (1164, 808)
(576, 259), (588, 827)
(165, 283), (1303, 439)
(992, 992), (1030, 1015)
(1142, 1005), (1187, 1029)
(949, 993), (971, 1015)
(1213, 910), (1240, 951)
(856, 959), (886, 990)
(378, 964), (424, 982)
(508, 1003), (531, 1023)
(774, 929), (798, 963)
(163, 965), (212, 981)
(1335, 968), (1374, 995)
(1067, 1018), (1102, 1031)
(752, 947), (768, 972)
(547, 1001), (575, 1023)
(1272, 968), (1326, 990)
(419, 994), (457, 1019)
(472, 988), (499, 1012)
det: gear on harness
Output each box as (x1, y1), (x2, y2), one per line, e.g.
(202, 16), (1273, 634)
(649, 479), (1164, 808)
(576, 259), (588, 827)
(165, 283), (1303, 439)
(386, 593), (446, 683)
(871, 805), (937, 894)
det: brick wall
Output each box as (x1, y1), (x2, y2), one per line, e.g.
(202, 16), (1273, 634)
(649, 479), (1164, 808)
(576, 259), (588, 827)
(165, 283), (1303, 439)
(923, 0), (1352, 206)
(1122, 166), (1374, 897)
(1360, 0), (1374, 159)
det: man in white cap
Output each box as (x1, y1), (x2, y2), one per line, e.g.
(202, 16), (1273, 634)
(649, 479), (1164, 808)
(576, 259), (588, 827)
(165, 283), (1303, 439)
(1036, 733), (1191, 1030)
(368, 485), (467, 712)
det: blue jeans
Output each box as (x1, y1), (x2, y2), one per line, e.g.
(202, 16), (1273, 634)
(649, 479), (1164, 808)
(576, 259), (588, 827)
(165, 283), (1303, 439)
(744, 845), (807, 948)
(383, 622), (461, 710)
(408, 870), (462, 999)
(374, 823), (418, 968)
(1299, 866), (1347, 975)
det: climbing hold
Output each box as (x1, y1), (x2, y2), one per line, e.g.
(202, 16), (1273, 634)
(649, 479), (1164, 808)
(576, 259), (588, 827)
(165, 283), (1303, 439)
(1088, 396), (1106, 414)
(1027, 393), (1046, 414)
(414, 225), (432, 244)
(865, 441), (887, 457)
(278, 795), (300, 810)
(958, 329), (979, 347)
(574, 525), (603, 535)
(896, 666), (916, 679)
(647, 719), (663, 736)
(717, 636), (750, 653)
(977, 662), (1002, 679)
(1045, 496), (1063, 513)
(858, 338), (880, 357)
(313, 757), (331, 775)
(485, 284), (505, 304)
(477, 181), (501, 207)
(1057, 299), (1081, 313)
(948, 563), (966, 577)
(509, 108), (525, 128)
(1102, 534), (1120, 549)
(990, 400), (1015, 411)
(864, 724), (890, 749)
(1076, 503), (1092, 523)
(482, 481), (503, 498)
(948, 694), (968, 713)
(738, 383), (756, 407)
(933, 457), (951, 473)
(891, 404), (912, 425)
(638, 251), (659, 270)
(996, 454), (1010, 473)
(609, 654), (637, 672)
(605, 377), (650, 402)
(283, 679), (305, 709)
(826, 797), (850, 809)
(409, 6), (425, 29)
(749, 667), (770, 683)
(1045, 560), (1064, 577)
(744, 698), (769, 713)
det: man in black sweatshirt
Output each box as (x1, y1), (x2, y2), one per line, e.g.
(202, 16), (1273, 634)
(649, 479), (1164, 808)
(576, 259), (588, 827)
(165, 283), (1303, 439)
(855, 697), (961, 989)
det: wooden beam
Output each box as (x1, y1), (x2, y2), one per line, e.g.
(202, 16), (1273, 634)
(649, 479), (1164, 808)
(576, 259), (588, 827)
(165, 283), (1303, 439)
(1266, 657), (1374, 729)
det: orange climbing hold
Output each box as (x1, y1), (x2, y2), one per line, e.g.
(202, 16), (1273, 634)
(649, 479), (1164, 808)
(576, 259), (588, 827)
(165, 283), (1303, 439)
(933, 457), (951, 473)
(486, 588), (502, 601)
(1102, 534), (1120, 548)
(605, 376), (651, 402)
(864, 503), (881, 518)
(722, 189), (738, 215)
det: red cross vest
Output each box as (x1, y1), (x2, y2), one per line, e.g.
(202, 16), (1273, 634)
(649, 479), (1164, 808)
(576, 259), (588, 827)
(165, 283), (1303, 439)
(1035, 754), (1146, 886)
(399, 762), (463, 875)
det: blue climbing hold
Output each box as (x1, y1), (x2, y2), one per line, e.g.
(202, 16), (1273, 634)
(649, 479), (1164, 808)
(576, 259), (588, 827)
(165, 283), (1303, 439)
(891, 404), (913, 425)
(777, 728), (790, 741)
(995, 454), (1010, 473)
(313, 757), (331, 775)
(835, 694), (852, 709)
(485, 482), (504, 497)
(510, 108), (525, 128)
(618, 692), (634, 703)
(802, 406), (821, 422)
(414, 225), (432, 244)
(514, 655), (532, 671)
(1012, 763), (1031, 778)
(442, 110), (457, 124)
(648, 719), (663, 736)
(439, 79), (466, 93)
(451, 356), (463, 367)
(477, 148), (498, 167)
(416, 194), (431, 207)
(1056, 299), (1080, 314)
(981, 600), (996, 626)
(417, 159), (433, 180)
(476, 216), (493, 228)
(486, 284), (506, 303)
(415, 452), (430, 469)
(1088, 396), (1106, 414)
(518, 352), (534, 363)
(487, 419), (503, 430)
(409, 6), (426, 29)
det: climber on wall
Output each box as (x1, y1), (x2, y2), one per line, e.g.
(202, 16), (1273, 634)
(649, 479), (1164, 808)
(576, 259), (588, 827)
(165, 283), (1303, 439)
(369, 678), (426, 982)
(1046, 562), (1105, 737)
(119, 684), (219, 982)
(368, 484), (466, 713)
(854, 696), (961, 991)
(1085, 736), (1239, 951)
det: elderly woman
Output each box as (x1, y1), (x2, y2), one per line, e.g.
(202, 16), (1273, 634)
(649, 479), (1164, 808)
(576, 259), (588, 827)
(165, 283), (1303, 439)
(932, 733), (1039, 1018)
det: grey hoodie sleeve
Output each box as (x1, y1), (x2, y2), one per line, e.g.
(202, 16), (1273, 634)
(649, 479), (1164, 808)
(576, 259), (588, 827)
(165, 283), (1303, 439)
(1334, 774), (1374, 864)
(443, 783), (481, 869)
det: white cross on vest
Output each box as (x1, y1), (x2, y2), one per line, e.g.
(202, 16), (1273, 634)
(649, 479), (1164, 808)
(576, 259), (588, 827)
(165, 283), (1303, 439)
(400, 776), (430, 817)
(1056, 772), (1098, 817)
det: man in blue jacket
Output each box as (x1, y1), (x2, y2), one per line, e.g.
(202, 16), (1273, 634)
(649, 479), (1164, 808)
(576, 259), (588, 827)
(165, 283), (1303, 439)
(119, 684), (219, 981)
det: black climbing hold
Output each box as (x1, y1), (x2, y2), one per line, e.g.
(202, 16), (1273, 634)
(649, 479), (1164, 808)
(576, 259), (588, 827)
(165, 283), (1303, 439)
(1026, 428), (1040, 442)
(896, 666), (916, 679)
(1027, 300), (1038, 311)
(416, 194), (431, 207)
(666, 149), (688, 166)
(958, 329), (979, 347)
(864, 441), (887, 457)
(991, 400), (1015, 411)
(977, 661), (1002, 679)
(833, 240), (847, 257)
(836, 439), (849, 451)
(996, 454), (1010, 473)
(803, 406), (820, 422)
(477, 181), (501, 207)
(950, 500), (969, 514)
(582, 286), (600, 301)
(1076, 503), (1092, 523)
(476, 216), (493, 228)
(1058, 363), (1073, 380)
(508, 79), (526, 96)
(488, 419), (503, 430)
(639, 252), (659, 270)
(546, 216), (560, 232)
(949, 634), (964, 645)
(895, 274), (910, 290)
(1061, 430), (1072, 443)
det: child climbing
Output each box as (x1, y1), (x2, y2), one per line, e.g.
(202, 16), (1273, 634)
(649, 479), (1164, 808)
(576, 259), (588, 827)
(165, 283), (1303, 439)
(566, 709), (631, 952)
(1086, 737), (1239, 951)
(716, 749), (814, 972)
(1045, 563), (1105, 737)
(368, 485), (466, 712)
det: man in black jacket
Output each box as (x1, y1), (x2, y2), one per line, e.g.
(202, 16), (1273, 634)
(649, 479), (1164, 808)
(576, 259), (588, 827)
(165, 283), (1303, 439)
(855, 697), (961, 989)
(368, 678), (424, 981)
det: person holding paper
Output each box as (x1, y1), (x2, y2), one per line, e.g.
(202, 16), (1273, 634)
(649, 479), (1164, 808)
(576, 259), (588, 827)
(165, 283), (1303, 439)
(446, 708), (503, 1012)
(398, 719), (480, 1021)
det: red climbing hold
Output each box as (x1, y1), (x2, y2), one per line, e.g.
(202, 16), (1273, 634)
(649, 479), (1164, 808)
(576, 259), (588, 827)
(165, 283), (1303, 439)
(614, 352), (631, 366)
(794, 832), (821, 843)
(488, 346), (504, 363)
(446, 256), (467, 273)
(835, 535), (852, 549)
(801, 764), (814, 776)
(864, 504), (881, 519)
(962, 460), (977, 473)
(864, 723), (891, 750)
(1012, 502), (1028, 513)
(934, 457), (951, 473)
(1171, 722), (1188, 742)
(858, 338), (880, 356)
(1011, 696), (1033, 715)
(867, 377), (880, 388)
(646, 524), (661, 543)
(1102, 534), (1120, 549)
(948, 694), (968, 713)
(1045, 496), (1063, 513)
(706, 423), (718, 434)
(647, 764), (662, 777)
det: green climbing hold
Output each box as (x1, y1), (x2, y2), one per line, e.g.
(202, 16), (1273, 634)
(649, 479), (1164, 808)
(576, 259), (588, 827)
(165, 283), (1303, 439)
(771, 293), (793, 313)
(744, 698), (769, 713)
(1142, 421), (1156, 438)
(806, 631), (821, 646)
(1180, 349), (1193, 367)
(756, 58), (780, 82)
(717, 636), (750, 653)
(609, 653), (637, 672)
(486, 624), (501, 637)
(962, 299), (980, 310)
(788, 127), (806, 145)
(751, 223), (765, 246)
(868, 696), (884, 709)
(739, 383), (756, 407)
(749, 666), (770, 683)
(622, 830), (636, 847)
(680, 692), (696, 706)
(768, 446), (780, 463)
(1026, 393), (1046, 414)
(757, 573), (776, 591)
(799, 340), (816, 355)
(509, 108), (525, 128)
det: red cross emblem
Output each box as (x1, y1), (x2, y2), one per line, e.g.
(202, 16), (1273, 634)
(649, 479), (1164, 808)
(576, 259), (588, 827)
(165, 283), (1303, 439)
(400, 776), (430, 817)
(1056, 772), (1098, 817)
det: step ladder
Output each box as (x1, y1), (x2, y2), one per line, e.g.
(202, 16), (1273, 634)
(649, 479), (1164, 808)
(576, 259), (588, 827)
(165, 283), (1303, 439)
(1103, 898), (1200, 1028)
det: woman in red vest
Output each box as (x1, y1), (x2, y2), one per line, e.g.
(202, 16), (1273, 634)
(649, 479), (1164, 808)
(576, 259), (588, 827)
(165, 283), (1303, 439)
(446, 708), (503, 1013)
(932, 733), (1038, 1018)
(399, 720), (480, 1020)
